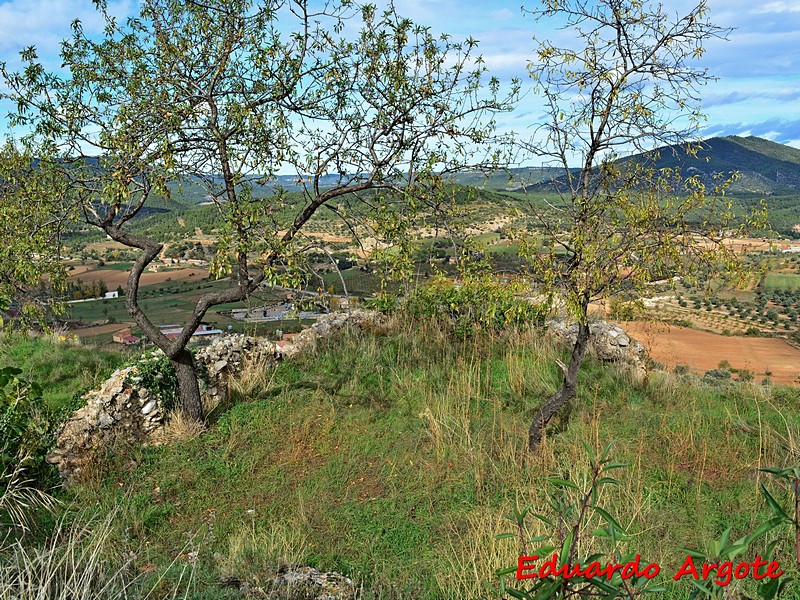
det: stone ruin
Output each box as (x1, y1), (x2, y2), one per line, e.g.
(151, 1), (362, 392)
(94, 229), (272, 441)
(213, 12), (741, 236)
(47, 309), (388, 485)
(47, 311), (643, 484)
(45, 365), (165, 483)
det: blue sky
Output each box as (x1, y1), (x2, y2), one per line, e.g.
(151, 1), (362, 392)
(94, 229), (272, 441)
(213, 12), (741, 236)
(1, 0), (799, 153)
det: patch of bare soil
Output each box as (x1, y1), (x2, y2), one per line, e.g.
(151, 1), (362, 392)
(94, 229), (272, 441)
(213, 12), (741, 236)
(72, 322), (134, 337)
(620, 321), (800, 385)
(69, 267), (209, 289)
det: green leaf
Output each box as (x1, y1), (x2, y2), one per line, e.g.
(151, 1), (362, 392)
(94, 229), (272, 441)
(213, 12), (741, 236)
(505, 588), (529, 600)
(596, 477), (621, 487)
(720, 526), (731, 548)
(745, 517), (784, 545)
(678, 547), (708, 559)
(601, 462), (629, 471)
(589, 578), (620, 594)
(760, 467), (792, 477)
(559, 531), (573, 566)
(581, 439), (596, 465)
(761, 483), (792, 522)
(757, 575), (790, 599)
(593, 506), (624, 532)
(547, 477), (579, 489)
(530, 513), (554, 527)
(529, 535), (550, 543)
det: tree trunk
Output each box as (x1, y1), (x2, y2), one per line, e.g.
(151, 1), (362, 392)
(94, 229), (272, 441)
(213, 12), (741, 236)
(171, 347), (204, 422)
(529, 321), (591, 451)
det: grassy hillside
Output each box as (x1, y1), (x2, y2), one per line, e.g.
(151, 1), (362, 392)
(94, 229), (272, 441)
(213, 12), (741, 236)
(0, 333), (125, 411)
(4, 320), (795, 598)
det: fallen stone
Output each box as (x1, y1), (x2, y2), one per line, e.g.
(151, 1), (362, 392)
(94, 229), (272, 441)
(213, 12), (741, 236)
(266, 565), (355, 599)
(546, 319), (647, 382)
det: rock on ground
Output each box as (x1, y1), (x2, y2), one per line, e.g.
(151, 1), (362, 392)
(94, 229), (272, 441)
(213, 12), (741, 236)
(546, 319), (648, 382)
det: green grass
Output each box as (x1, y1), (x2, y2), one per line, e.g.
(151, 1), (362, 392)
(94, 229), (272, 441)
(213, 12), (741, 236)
(765, 272), (800, 290)
(100, 261), (136, 271)
(0, 334), (126, 411)
(28, 320), (796, 598)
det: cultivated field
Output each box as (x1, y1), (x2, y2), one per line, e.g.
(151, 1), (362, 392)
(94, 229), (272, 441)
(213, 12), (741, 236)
(621, 321), (800, 385)
(68, 266), (209, 289)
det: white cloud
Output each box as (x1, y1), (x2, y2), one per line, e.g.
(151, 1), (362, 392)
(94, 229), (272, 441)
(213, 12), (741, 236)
(490, 8), (514, 20)
(753, 1), (800, 14)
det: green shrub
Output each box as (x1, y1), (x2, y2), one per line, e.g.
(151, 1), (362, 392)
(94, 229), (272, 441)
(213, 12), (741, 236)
(124, 350), (179, 411)
(402, 275), (545, 337)
(0, 367), (60, 485)
(672, 364), (692, 377)
(704, 368), (732, 381)
(609, 298), (641, 321)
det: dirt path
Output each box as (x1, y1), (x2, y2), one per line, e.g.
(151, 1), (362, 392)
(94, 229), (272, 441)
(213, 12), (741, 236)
(620, 321), (800, 386)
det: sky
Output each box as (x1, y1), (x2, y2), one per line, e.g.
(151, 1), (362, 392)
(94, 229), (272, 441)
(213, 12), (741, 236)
(1, 0), (799, 155)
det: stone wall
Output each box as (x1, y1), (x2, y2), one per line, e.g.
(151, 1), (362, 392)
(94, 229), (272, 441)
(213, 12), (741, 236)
(47, 310), (387, 485)
(46, 366), (165, 483)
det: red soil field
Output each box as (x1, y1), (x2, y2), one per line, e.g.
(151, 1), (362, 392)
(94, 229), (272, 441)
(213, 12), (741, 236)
(620, 321), (800, 386)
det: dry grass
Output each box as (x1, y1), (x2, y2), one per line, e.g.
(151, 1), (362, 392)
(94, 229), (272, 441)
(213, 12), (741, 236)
(0, 463), (60, 534)
(228, 347), (279, 401)
(0, 507), (214, 600)
(217, 521), (310, 583)
(159, 408), (207, 443)
(437, 508), (535, 599)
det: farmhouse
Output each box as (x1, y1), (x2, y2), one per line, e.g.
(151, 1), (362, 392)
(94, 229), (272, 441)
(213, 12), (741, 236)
(112, 327), (140, 345)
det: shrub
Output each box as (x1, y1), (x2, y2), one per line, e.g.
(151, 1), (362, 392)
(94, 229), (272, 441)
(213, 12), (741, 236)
(672, 364), (691, 376)
(0, 367), (62, 485)
(402, 275), (545, 337)
(704, 368), (731, 381)
(124, 350), (179, 411)
(495, 443), (794, 599)
(608, 298), (641, 321)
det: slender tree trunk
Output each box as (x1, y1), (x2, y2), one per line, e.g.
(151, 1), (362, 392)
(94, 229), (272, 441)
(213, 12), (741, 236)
(171, 347), (204, 422)
(529, 320), (591, 451)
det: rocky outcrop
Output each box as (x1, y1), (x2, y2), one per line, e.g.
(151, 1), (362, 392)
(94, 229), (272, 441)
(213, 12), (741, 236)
(222, 565), (355, 599)
(46, 366), (165, 484)
(267, 565), (355, 599)
(546, 319), (648, 382)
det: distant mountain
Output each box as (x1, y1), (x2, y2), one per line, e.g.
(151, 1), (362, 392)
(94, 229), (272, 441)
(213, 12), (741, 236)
(643, 136), (800, 195)
(448, 166), (567, 190)
(516, 136), (800, 196)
